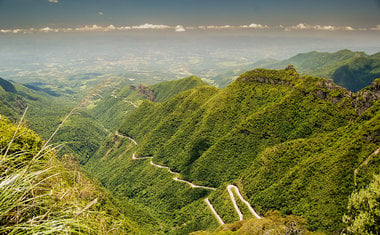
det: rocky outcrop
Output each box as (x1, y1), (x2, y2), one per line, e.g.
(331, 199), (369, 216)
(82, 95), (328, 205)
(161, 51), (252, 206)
(137, 84), (155, 101)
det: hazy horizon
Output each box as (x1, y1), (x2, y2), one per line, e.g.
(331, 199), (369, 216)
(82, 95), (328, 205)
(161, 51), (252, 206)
(0, 0), (379, 88)
(1, 30), (379, 86)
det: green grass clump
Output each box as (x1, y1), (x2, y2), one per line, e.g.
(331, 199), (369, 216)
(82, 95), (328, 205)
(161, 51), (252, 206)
(0, 115), (137, 234)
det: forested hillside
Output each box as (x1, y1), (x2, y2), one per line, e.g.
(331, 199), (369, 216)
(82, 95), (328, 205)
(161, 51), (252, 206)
(85, 67), (379, 234)
(1, 65), (378, 234)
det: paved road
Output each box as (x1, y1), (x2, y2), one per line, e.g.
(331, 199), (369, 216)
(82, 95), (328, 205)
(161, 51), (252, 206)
(120, 133), (261, 224)
(205, 198), (225, 225)
(132, 151), (217, 191)
(227, 185), (261, 220)
(115, 131), (138, 145)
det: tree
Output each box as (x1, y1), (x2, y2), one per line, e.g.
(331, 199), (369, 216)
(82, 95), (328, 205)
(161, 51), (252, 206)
(343, 175), (380, 234)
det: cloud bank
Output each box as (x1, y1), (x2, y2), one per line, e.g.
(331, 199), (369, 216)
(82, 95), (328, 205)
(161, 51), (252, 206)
(284, 23), (356, 31)
(0, 22), (378, 34)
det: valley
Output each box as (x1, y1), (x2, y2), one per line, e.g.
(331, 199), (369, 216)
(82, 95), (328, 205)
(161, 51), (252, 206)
(1, 50), (379, 234)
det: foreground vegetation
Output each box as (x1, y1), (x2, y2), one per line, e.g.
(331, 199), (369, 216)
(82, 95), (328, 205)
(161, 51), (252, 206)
(0, 115), (139, 234)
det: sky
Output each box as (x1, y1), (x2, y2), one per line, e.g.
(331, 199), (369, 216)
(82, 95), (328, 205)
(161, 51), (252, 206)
(0, 0), (379, 32)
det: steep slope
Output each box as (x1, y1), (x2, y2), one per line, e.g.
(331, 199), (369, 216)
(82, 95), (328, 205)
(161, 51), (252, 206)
(86, 67), (379, 233)
(240, 100), (379, 231)
(85, 85), (220, 234)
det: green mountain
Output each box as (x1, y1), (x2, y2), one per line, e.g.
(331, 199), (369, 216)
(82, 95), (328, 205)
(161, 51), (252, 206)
(1, 64), (378, 234)
(213, 50), (380, 92)
(85, 67), (379, 234)
(267, 50), (380, 92)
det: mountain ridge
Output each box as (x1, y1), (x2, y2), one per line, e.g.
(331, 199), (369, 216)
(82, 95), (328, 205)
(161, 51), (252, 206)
(213, 49), (380, 92)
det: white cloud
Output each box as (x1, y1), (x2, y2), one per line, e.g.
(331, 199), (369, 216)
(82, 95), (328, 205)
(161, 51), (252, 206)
(132, 23), (171, 29)
(198, 25), (229, 30)
(175, 25), (186, 32)
(48, 0), (59, 3)
(40, 27), (56, 32)
(371, 25), (380, 31)
(0, 28), (27, 34)
(75, 24), (103, 31)
(287, 23), (309, 30)
(314, 25), (335, 31)
(117, 26), (131, 30)
(62, 28), (73, 32)
(106, 24), (116, 31)
(98, 11), (104, 16)
(240, 23), (269, 29)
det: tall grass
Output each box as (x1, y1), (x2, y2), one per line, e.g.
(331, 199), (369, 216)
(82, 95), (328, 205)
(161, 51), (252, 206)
(0, 109), (135, 234)
(0, 112), (93, 234)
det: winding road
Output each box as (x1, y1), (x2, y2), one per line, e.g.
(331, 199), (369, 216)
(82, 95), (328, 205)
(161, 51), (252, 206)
(227, 185), (261, 220)
(116, 132), (262, 225)
(116, 131), (138, 145)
